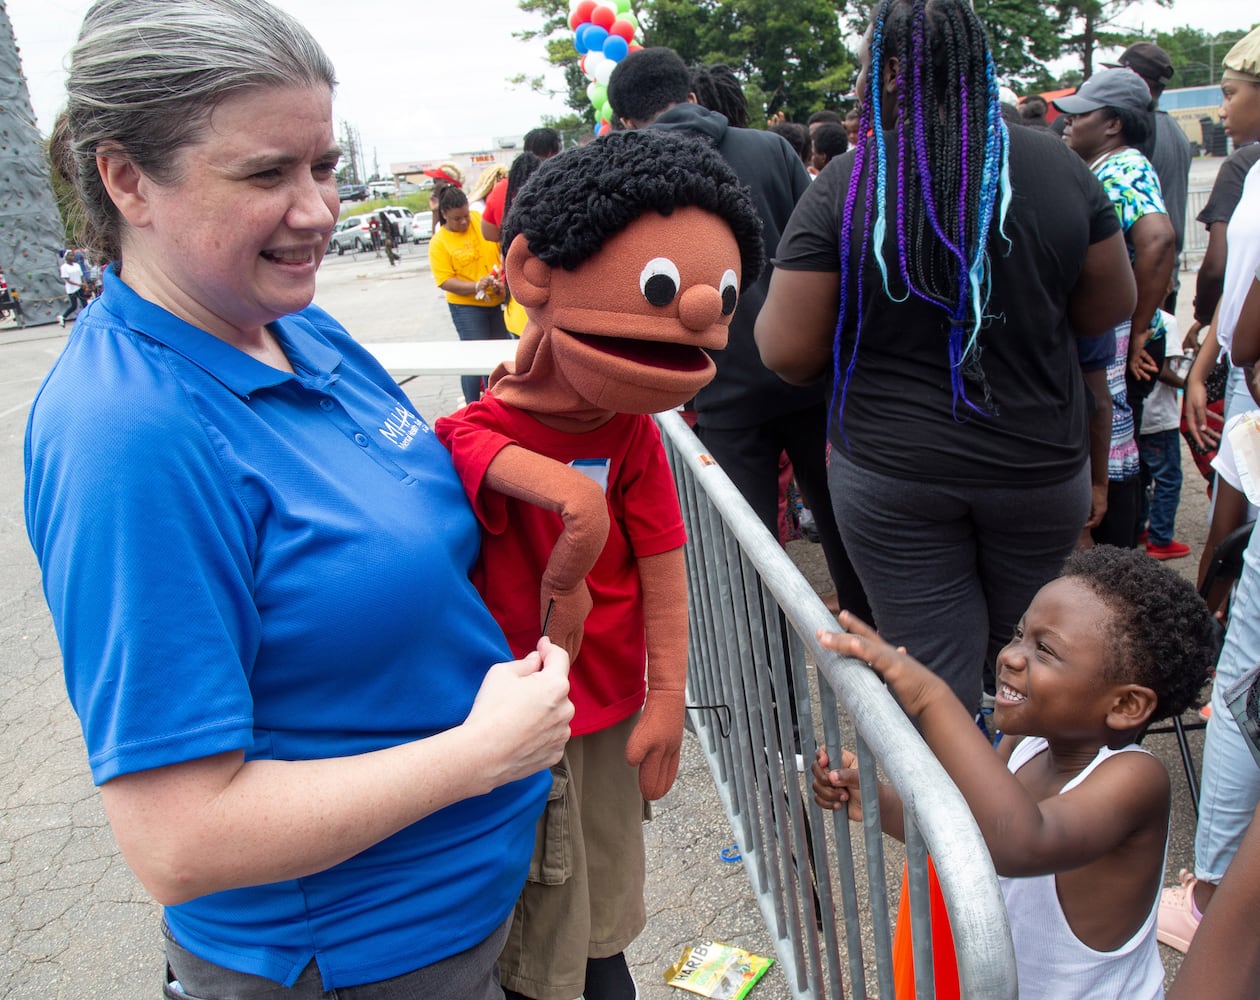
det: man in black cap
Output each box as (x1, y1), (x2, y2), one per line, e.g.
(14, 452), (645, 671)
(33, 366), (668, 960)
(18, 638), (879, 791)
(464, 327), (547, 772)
(1111, 42), (1193, 312)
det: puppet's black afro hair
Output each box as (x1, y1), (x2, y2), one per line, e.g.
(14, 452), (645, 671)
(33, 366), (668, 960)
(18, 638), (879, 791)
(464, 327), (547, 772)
(501, 129), (764, 291)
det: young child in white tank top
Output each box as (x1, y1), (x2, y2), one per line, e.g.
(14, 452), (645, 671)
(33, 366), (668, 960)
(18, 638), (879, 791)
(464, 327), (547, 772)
(812, 545), (1218, 999)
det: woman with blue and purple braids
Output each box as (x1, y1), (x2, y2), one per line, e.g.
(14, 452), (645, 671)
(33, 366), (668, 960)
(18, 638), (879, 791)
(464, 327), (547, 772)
(755, 0), (1137, 715)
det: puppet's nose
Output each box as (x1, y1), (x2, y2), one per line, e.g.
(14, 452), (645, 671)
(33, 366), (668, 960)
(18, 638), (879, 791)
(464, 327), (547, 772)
(677, 284), (724, 332)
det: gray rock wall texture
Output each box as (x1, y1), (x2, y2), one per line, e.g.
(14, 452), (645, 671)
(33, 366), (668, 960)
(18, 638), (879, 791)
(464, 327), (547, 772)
(1, 2), (69, 327)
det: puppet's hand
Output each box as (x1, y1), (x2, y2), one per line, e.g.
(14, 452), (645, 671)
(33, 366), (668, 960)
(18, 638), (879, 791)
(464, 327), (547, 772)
(625, 687), (685, 800)
(542, 581), (593, 663)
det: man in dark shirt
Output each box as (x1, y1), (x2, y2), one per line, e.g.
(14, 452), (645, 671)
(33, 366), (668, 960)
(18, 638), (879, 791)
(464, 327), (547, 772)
(1110, 42), (1194, 311)
(607, 46), (870, 622)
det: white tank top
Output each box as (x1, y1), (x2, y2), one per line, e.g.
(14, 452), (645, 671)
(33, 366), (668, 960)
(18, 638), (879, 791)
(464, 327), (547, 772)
(998, 737), (1166, 1000)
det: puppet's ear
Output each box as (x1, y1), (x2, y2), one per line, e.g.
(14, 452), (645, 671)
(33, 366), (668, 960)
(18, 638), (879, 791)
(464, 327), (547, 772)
(506, 233), (552, 308)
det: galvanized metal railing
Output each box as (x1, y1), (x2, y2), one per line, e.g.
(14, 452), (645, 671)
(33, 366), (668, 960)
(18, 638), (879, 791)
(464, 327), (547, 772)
(657, 409), (1017, 1000)
(1182, 186), (1211, 265)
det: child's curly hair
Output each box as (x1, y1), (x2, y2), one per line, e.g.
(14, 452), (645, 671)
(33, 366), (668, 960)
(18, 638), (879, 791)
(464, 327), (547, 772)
(1062, 545), (1218, 724)
(500, 128), (764, 291)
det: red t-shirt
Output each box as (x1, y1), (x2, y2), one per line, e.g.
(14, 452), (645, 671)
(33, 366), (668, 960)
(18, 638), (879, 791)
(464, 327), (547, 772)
(436, 396), (686, 735)
(481, 178), (509, 228)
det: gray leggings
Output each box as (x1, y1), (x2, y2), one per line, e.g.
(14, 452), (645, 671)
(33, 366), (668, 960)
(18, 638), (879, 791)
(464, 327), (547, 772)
(163, 917), (510, 1000)
(828, 451), (1090, 713)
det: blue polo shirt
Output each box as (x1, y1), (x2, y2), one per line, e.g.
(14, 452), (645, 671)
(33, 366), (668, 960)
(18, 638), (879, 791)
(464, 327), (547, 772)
(24, 266), (549, 989)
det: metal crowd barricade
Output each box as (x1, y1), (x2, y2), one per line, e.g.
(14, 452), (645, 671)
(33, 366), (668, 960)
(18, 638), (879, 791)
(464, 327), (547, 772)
(1182, 186), (1211, 266)
(656, 410), (1016, 1000)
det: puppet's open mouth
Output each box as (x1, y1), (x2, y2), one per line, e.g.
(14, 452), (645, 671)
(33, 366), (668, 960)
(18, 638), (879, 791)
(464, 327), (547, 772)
(566, 331), (711, 372)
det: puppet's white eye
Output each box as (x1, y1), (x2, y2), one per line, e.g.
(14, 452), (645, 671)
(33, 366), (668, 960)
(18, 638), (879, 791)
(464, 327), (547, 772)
(640, 257), (680, 307)
(720, 269), (738, 315)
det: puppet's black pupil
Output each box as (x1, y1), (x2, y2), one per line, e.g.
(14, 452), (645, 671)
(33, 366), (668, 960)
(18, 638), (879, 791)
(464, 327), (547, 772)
(644, 274), (677, 306)
(721, 287), (737, 315)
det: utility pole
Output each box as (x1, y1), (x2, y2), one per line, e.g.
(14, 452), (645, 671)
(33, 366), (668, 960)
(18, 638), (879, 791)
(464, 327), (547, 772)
(0, 1), (70, 327)
(338, 121), (364, 184)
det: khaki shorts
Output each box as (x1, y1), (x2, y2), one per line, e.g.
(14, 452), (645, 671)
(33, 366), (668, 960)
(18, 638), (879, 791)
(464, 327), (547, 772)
(498, 714), (649, 1000)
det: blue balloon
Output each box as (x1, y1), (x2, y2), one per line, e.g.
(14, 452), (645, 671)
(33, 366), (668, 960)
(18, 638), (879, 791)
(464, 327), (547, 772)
(574, 23), (592, 54)
(583, 25), (609, 51)
(602, 35), (629, 61)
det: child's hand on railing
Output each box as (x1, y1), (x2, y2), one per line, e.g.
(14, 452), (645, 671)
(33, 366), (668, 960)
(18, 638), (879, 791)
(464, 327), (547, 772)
(811, 747), (863, 821)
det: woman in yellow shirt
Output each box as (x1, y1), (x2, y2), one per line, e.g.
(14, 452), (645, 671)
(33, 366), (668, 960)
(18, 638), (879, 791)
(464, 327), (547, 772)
(428, 186), (509, 403)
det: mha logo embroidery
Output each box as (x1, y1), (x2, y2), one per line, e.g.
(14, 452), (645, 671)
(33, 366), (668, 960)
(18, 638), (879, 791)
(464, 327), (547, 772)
(378, 404), (426, 449)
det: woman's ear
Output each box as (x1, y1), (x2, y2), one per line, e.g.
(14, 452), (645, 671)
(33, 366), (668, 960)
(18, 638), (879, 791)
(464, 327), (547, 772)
(1106, 683), (1158, 733)
(883, 55), (901, 103)
(505, 233), (551, 308)
(95, 147), (152, 228)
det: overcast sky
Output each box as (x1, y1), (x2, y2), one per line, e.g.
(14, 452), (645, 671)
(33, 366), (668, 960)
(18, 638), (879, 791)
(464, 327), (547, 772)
(6, 0), (1257, 171)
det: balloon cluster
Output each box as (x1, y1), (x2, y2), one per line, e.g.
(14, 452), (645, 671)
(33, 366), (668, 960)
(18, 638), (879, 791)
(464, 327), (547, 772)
(568, 0), (643, 135)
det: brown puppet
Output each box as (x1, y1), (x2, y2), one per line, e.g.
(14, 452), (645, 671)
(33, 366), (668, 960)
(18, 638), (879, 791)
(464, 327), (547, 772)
(434, 129), (763, 1000)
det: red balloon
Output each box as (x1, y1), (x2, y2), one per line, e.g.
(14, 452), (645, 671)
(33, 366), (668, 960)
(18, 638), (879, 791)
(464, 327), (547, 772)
(610, 18), (635, 41)
(570, 0), (597, 27)
(628, 43), (643, 52)
(590, 4), (616, 29)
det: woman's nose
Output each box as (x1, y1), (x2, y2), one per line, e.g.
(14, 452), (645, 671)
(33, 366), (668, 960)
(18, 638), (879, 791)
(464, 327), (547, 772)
(291, 177), (337, 232)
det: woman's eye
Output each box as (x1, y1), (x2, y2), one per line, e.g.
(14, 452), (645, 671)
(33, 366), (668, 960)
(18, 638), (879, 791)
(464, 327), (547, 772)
(640, 258), (680, 306)
(719, 268), (738, 315)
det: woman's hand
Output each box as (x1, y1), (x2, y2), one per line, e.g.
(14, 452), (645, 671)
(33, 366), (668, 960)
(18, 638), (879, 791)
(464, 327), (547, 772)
(465, 636), (573, 786)
(1183, 366), (1220, 451)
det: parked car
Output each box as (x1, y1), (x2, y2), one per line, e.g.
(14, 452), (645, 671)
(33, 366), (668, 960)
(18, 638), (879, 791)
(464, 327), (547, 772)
(337, 183), (369, 202)
(327, 214), (373, 254)
(410, 211), (434, 243)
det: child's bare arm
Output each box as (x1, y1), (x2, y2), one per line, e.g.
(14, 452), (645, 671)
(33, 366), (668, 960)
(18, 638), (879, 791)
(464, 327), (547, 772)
(819, 614), (1168, 877)
(811, 747), (905, 840)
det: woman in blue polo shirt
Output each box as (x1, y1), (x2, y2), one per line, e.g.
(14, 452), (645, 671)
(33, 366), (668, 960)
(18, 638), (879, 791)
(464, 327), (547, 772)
(24, 1), (573, 996)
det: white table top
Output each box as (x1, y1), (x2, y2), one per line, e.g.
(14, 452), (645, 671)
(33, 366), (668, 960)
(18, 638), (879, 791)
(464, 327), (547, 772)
(364, 339), (519, 376)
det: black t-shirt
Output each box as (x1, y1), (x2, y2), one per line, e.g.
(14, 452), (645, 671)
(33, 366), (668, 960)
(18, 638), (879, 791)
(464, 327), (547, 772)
(1197, 143), (1260, 228)
(774, 125), (1119, 486)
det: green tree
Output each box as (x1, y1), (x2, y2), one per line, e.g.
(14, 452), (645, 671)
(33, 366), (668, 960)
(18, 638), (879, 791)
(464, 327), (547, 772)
(513, 0), (590, 115)
(974, 0), (1071, 88)
(1057, 0), (1173, 79)
(645, 0), (855, 121)
(516, 0), (856, 126)
(1112, 24), (1258, 87)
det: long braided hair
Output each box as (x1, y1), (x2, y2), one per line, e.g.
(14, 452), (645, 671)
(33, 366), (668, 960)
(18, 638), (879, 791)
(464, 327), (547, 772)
(833, 0), (1011, 429)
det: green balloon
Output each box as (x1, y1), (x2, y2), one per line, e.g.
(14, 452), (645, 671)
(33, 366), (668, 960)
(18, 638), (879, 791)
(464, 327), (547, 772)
(620, 11), (638, 28)
(591, 83), (608, 107)
(616, 0), (632, 11)
(601, 99), (614, 121)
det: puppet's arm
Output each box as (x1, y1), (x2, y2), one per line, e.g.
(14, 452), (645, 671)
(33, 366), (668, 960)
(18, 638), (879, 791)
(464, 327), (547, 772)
(483, 444), (610, 661)
(625, 546), (688, 801)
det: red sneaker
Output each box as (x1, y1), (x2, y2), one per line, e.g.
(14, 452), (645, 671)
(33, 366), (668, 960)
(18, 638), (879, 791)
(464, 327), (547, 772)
(1147, 539), (1191, 560)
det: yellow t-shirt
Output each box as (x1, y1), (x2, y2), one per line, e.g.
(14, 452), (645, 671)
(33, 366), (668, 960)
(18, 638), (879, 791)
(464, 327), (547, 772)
(428, 210), (504, 307)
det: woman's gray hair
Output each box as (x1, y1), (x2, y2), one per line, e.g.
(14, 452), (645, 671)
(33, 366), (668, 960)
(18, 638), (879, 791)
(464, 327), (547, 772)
(53, 0), (337, 262)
